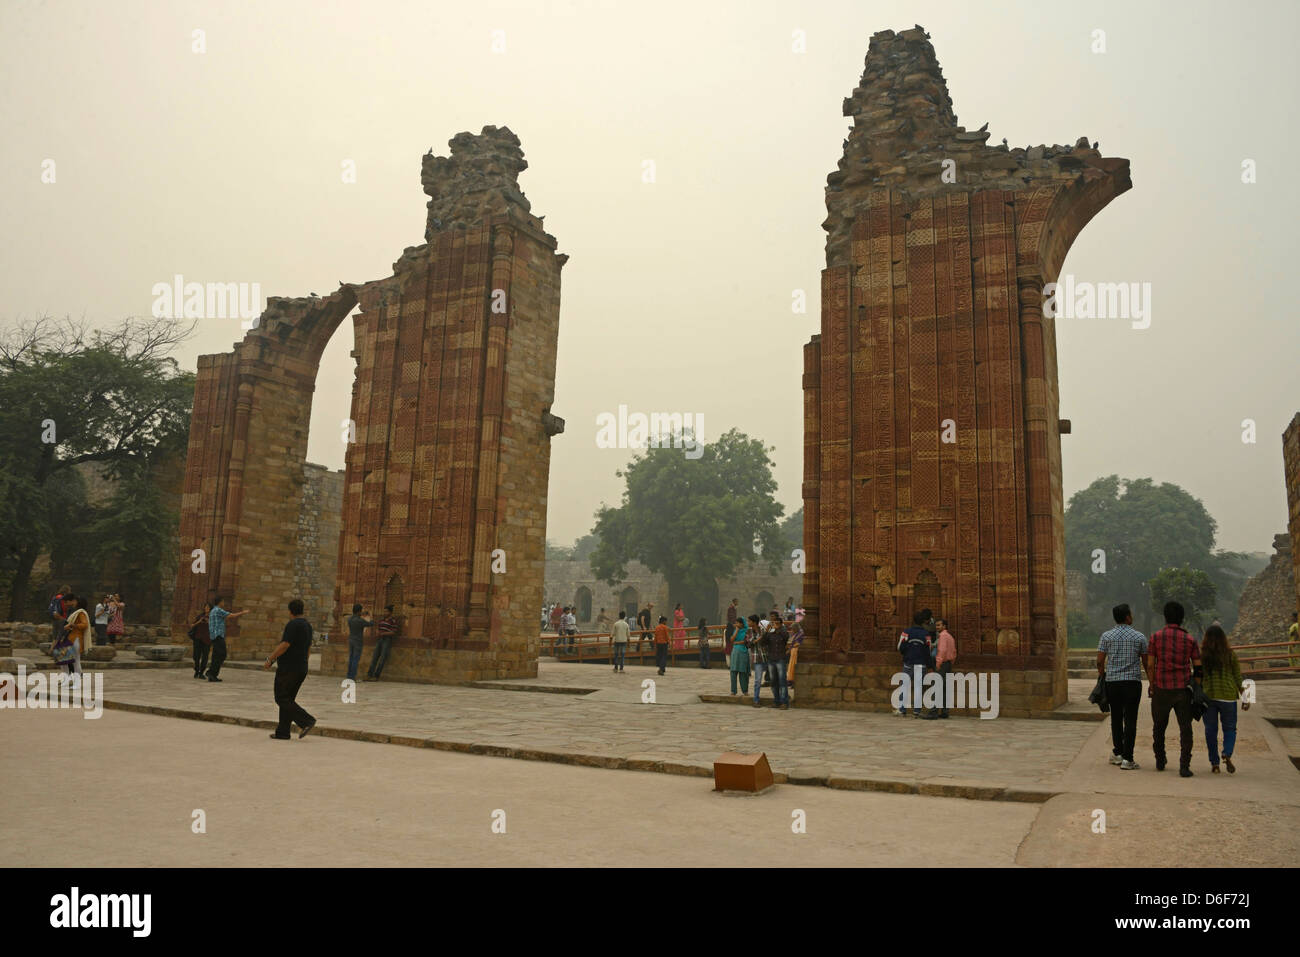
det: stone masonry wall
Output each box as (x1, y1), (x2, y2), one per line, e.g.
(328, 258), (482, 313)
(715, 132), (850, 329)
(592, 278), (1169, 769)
(1285, 413), (1300, 620)
(1232, 533), (1296, 647)
(294, 463), (344, 636)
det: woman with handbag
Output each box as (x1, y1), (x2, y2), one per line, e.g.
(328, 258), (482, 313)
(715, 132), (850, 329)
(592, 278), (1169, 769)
(54, 594), (89, 676)
(1200, 625), (1248, 774)
(189, 602), (213, 679)
(106, 594), (126, 643)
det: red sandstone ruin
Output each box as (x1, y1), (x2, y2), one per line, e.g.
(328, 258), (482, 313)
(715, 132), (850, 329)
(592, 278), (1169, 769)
(798, 27), (1132, 714)
(170, 127), (565, 682)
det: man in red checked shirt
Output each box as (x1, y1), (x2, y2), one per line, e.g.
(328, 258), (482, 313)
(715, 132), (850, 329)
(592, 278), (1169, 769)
(1143, 600), (1202, 777)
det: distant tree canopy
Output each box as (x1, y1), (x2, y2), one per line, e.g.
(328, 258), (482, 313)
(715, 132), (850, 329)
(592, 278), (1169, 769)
(589, 429), (785, 615)
(1065, 475), (1246, 635)
(1148, 564), (1217, 633)
(546, 532), (601, 563)
(0, 317), (194, 618)
(779, 506), (803, 549)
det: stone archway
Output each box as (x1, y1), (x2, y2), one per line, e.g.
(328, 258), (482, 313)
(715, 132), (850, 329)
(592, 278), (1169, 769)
(170, 127), (567, 683)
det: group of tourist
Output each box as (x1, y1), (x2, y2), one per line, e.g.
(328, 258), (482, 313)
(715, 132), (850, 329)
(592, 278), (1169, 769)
(594, 596), (802, 709)
(1097, 600), (1249, 776)
(895, 609), (958, 719)
(46, 586), (129, 677)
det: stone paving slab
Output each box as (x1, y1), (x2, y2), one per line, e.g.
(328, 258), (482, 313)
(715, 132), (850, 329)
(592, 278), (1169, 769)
(78, 663), (1300, 806)
(86, 662), (1098, 802)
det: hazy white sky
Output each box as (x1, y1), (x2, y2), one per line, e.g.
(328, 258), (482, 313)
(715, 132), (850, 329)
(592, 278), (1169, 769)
(2, 0), (1297, 554)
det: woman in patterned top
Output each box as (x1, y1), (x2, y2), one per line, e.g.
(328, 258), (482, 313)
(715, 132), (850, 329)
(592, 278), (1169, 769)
(106, 594), (126, 643)
(1200, 625), (1248, 774)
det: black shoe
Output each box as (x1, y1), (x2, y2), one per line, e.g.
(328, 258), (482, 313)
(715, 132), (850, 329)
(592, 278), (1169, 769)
(1179, 767), (1193, 778)
(1155, 759), (1166, 771)
(208, 677), (222, 682)
(298, 721), (316, 740)
(269, 733), (290, 740)
(193, 672), (203, 679)
(939, 711), (950, 718)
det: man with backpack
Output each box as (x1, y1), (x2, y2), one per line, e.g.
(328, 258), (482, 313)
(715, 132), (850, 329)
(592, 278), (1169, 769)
(48, 586), (70, 644)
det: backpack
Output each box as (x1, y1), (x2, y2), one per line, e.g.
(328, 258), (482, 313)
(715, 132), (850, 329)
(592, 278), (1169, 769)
(47, 594), (64, 618)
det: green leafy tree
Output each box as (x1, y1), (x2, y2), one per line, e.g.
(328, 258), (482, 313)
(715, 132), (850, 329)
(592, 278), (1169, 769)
(1066, 609), (1095, 649)
(589, 429), (785, 616)
(1148, 564), (1217, 633)
(1064, 476), (1227, 634)
(779, 506), (803, 550)
(0, 316), (194, 618)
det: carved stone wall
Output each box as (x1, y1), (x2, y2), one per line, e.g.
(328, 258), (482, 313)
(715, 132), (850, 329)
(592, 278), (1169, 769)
(799, 27), (1131, 715)
(294, 463), (344, 637)
(171, 127), (566, 683)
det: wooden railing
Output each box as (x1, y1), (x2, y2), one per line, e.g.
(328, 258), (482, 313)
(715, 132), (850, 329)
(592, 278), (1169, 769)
(541, 623), (767, 665)
(1231, 640), (1300, 676)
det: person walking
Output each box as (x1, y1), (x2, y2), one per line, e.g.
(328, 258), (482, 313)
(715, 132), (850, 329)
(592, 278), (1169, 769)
(1096, 603), (1147, 768)
(1200, 624), (1248, 774)
(549, 603), (562, 635)
(1144, 601), (1202, 777)
(93, 597), (110, 646)
(728, 616), (750, 696)
(696, 617), (711, 668)
(265, 598), (317, 740)
(595, 607), (611, 633)
(54, 594), (88, 677)
(1289, 611), (1299, 668)
(562, 606), (577, 654)
(345, 603), (375, 682)
(207, 596), (249, 682)
(106, 594), (125, 644)
(897, 610), (931, 715)
(366, 605), (398, 680)
(189, 602), (212, 679)
(653, 615), (670, 675)
(610, 610), (630, 672)
(672, 603), (686, 652)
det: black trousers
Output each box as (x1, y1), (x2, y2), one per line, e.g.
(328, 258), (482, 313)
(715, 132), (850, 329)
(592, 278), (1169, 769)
(208, 638), (227, 678)
(655, 644), (668, 672)
(1151, 687), (1193, 769)
(274, 670), (314, 737)
(937, 661), (953, 711)
(192, 638), (210, 675)
(1105, 679), (1142, 761)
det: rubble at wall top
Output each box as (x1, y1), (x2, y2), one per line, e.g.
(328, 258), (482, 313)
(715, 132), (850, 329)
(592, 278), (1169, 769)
(825, 25), (1130, 265)
(422, 125), (545, 240)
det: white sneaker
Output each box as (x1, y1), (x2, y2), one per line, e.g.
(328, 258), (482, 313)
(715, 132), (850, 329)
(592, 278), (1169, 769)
(1109, 753), (1123, 765)
(1120, 759), (1140, 770)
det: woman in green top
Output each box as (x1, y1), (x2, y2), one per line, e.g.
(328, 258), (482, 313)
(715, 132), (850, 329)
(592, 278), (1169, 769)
(1200, 625), (1249, 774)
(729, 619), (750, 695)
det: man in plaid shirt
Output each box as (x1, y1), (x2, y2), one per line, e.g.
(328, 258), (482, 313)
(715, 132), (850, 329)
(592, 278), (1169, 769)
(1097, 603), (1147, 769)
(1143, 600), (1202, 776)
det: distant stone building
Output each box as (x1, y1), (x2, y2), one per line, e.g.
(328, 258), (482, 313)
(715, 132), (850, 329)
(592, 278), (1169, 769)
(1064, 569), (1088, 616)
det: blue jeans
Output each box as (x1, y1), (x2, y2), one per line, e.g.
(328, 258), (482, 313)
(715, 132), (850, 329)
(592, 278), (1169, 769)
(753, 661), (774, 703)
(346, 638), (363, 681)
(1203, 699), (1238, 765)
(612, 643), (626, 669)
(768, 659), (788, 705)
(368, 636), (393, 678)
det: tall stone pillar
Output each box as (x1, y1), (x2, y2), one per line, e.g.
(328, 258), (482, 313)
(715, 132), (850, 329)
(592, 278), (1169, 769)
(798, 26), (1131, 715)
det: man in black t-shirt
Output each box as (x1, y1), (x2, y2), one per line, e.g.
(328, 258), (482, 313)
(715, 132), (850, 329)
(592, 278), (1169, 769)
(264, 598), (317, 740)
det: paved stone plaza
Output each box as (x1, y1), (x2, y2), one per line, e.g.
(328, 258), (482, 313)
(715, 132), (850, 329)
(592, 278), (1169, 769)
(3, 660), (1297, 866)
